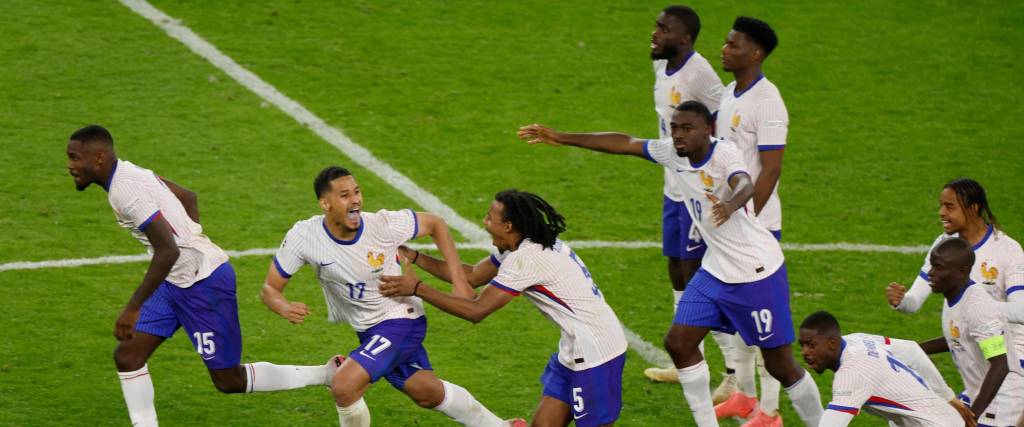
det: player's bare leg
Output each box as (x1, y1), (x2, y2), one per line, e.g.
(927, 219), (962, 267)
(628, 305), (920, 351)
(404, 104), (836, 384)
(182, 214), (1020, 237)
(332, 359), (373, 427)
(113, 332), (165, 427)
(403, 369), (513, 426)
(645, 258), (710, 384)
(759, 345), (822, 426)
(530, 396), (572, 427)
(664, 324), (718, 426)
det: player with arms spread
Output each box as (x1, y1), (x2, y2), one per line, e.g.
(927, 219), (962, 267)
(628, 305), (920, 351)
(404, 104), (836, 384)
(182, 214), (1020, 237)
(379, 189), (628, 427)
(799, 311), (970, 427)
(260, 166), (520, 427)
(918, 237), (1024, 426)
(517, 101), (822, 427)
(65, 125), (337, 427)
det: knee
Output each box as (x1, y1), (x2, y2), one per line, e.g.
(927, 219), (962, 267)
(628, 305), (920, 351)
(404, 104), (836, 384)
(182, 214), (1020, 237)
(113, 347), (146, 372)
(404, 381), (444, 408)
(210, 368), (247, 394)
(663, 332), (692, 358)
(412, 394), (442, 409)
(763, 358), (801, 385)
(332, 378), (361, 406)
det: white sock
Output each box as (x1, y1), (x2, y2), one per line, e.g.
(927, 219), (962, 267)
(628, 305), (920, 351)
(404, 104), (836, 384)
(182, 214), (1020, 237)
(784, 371), (823, 426)
(337, 398), (371, 427)
(733, 338), (757, 396)
(709, 331), (735, 372)
(756, 353), (780, 415)
(118, 364), (158, 427)
(434, 380), (504, 427)
(244, 362), (333, 392)
(673, 290), (684, 314)
(677, 361), (719, 427)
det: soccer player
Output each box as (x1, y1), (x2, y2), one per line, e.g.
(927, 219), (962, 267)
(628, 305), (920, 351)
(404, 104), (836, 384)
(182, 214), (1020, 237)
(260, 166), (520, 427)
(885, 178), (1024, 399)
(918, 237), (1024, 426)
(379, 189), (628, 427)
(644, 5), (735, 400)
(798, 311), (970, 427)
(66, 125), (338, 427)
(713, 16), (790, 425)
(517, 101), (822, 427)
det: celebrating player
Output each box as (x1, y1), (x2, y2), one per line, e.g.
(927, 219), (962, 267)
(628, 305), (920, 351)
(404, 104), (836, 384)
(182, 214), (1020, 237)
(517, 101), (822, 427)
(379, 189), (628, 427)
(917, 237), (1024, 426)
(798, 311), (971, 427)
(260, 166), (520, 427)
(643, 5), (736, 399)
(66, 125), (338, 427)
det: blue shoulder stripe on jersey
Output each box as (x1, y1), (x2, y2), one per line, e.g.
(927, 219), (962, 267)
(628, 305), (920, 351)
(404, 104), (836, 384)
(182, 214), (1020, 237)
(1007, 285), (1024, 296)
(101, 159), (119, 192)
(918, 271), (929, 281)
(322, 217), (363, 245)
(642, 140), (657, 163)
(688, 141), (717, 168)
(407, 209), (419, 240)
(758, 144), (786, 152)
(489, 254), (501, 268)
(273, 256), (293, 279)
(726, 170), (750, 184)
(972, 225), (993, 251)
(732, 73), (765, 98)
(489, 280), (520, 296)
(138, 210), (162, 232)
(825, 404), (859, 416)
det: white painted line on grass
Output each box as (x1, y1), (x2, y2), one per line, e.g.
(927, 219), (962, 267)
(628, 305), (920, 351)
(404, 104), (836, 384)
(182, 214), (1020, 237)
(118, 0), (488, 243)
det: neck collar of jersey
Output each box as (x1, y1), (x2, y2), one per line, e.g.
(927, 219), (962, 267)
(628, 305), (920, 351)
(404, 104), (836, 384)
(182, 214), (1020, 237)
(972, 224), (993, 251)
(665, 50), (696, 77)
(101, 159), (119, 192)
(835, 338), (847, 370)
(322, 216), (363, 245)
(733, 73), (765, 98)
(946, 281), (975, 307)
(688, 139), (717, 169)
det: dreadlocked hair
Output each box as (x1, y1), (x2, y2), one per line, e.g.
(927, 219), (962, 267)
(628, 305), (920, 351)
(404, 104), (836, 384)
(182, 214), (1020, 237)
(494, 190), (566, 250)
(944, 177), (1001, 231)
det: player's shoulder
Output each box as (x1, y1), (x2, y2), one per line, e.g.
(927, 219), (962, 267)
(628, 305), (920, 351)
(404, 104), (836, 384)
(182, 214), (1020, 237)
(682, 52), (716, 76)
(287, 215), (325, 237)
(652, 59), (666, 74)
(711, 138), (744, 162)
(107, 160), (159, 200)
(990, 228), (1023, 253)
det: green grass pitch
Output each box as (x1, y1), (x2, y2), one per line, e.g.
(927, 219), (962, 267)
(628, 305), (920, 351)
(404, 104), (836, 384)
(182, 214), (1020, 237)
(1, 0), (1022, 425)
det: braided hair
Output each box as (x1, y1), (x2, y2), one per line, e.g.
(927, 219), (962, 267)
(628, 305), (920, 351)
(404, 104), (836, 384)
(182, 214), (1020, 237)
(944, 177), (1000, 231)
(494, 190), (566, 249)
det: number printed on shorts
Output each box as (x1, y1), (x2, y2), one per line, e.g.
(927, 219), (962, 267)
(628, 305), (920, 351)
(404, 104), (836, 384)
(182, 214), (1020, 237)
(572, 387), (585, 412)
(193, 331), (216, 356)
(750, 309), (773, 335)
(363, 334), (393, 356)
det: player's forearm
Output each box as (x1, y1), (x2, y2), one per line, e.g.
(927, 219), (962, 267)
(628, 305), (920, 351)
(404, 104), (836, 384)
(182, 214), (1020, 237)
(918, 337), (949, 355)
(259, 284), (292, 316)
(127, 247), (179, 309)
(412, 251), (479, 286)
(555, 132), (645, 156)
(725, 176), (755, 208)
(415, 283), (490, 323)
(751, 170), (778, 215)
(424, 217), (473, 296)
(972, 359), (1009, 419)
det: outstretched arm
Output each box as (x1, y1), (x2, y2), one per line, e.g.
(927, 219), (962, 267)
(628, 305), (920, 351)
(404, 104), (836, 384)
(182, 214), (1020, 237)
(415, 213), (474, 298)
(380, 260), (513, 323)
(517, 124), (649, 158)
(918, 337), (949, 355)
(160, 177), (199, 223)
(116, 215), (180, 340)
(399, 246), (498, 288)
(259, 262), (311, 324)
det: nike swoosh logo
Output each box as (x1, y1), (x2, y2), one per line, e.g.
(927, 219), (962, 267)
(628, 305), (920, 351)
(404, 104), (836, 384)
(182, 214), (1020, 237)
(686, 244), (705, 252)
(319, 262), (335, 267)
(675, 168), (686, 173)
(758, 334), (774, 341)
(202, 355), (215, 360)
(573, 413), (588, 420)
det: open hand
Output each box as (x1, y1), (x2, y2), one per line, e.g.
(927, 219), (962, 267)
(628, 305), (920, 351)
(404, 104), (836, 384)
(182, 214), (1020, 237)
(706, 193), (735, 227)
(517, 124), (563, 146)
(114, 306), (141, 341)
(886, 282), (907, 307)
(380, 256), (422, 297)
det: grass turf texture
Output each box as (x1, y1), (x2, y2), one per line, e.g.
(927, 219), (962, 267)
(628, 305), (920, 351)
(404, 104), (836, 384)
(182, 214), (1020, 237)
(0, 0), (1021, 425)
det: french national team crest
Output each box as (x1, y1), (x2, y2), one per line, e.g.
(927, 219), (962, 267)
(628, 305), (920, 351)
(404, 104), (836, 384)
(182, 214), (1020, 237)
(981, 261), (998, 285)
(950, 320), (961, 340)
(670, 86), (682, 105)
(699, 170), (714, 192)
(367, 251), (385, 273)
(731, 113), (741, 130)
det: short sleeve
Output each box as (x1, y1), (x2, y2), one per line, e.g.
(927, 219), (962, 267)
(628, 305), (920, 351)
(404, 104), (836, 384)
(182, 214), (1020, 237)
(826, 364), (872, 415)
(111, 189), (161, 232)
(966, 301), (1007, 359)
(715, 142), (749, 184)
(273, 225), (307, 279)
(754, 96), (788, 151)
(488, 252), (535, 296)
(489, 250), (509, 268)
(379, 209), (419, 244)
(1005, 241), (1024, 296)
(644, 138), (676, 166)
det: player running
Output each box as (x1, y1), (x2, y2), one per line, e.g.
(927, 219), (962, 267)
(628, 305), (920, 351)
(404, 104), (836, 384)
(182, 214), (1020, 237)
(799, 311), (971, 427)
(643, 5), (735, 398)
(918, 237), (1024, 426)
(379, 190), (628, 427)
(260, 166), (520, 427)
(66, 125), (338, 427)
(517, 101), (822, 427)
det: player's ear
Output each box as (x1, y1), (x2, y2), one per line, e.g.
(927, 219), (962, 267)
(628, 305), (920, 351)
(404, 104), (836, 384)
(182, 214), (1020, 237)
(319, 198), (330, 212)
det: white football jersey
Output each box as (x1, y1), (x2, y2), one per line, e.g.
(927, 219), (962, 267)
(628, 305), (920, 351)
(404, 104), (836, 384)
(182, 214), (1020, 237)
(653, 51), (724, 201)
(489, 239), (627, 371)
(844, 333), (955, 401)
(645, 138), (784, 283)
(824, 334), (962, 426)
(942, 283), (1024, 425)
(897, 227), (1024, 375)
(714, 76), (788, 231)
(106, 160), (228, 288)
(273, 210), (425, 332)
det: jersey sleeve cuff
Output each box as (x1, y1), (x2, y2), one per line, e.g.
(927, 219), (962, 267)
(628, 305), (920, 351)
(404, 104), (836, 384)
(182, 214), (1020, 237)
(273, 256), (294, 279)
(1007, 285), (1024, 296)
(138, 210), (163, 232)
(407, 208), (419, 241)
(642, 140), (657, 163)
(489, 254), (501, 268)
(727, 170), (750, 183)
(757, 144), (786, 152)
(489, 279), (520, 296)
(825, 404), (860, 416)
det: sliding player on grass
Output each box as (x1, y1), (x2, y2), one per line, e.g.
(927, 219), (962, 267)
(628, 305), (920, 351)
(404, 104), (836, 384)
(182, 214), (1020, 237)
(516, 101), (822, 427)
(380, 190), (628, 427)
(66, 125), (337, 427)
(798, 311), (970, 427)
(260, 166), (520, 427)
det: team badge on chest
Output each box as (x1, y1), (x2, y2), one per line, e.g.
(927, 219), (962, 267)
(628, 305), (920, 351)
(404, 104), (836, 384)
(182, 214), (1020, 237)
(980, 261), (998, 286)
(699, 170), (714, 192)
(367, 251), (385, 274)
